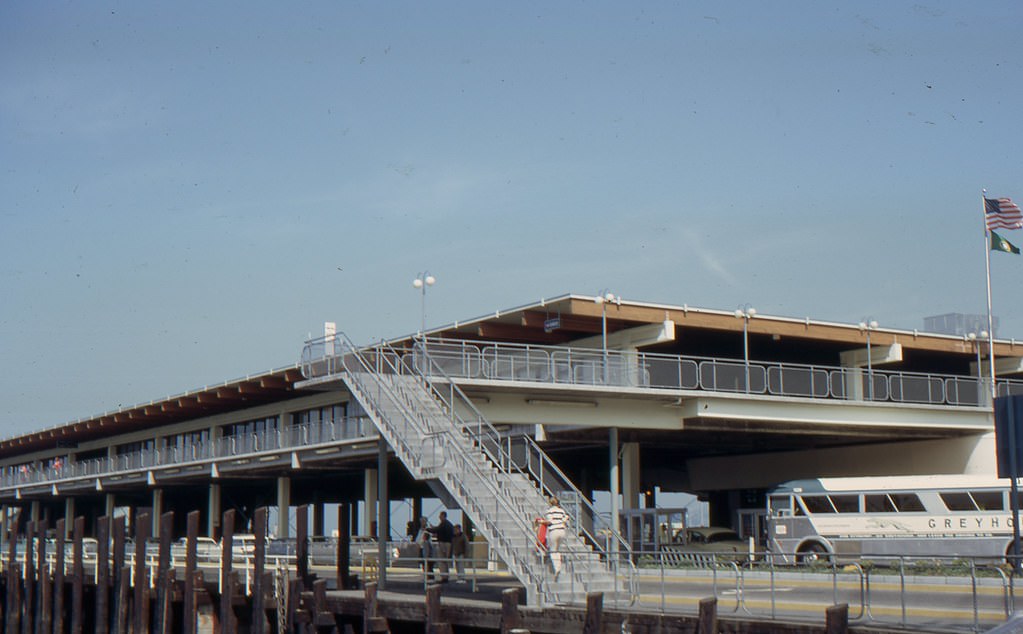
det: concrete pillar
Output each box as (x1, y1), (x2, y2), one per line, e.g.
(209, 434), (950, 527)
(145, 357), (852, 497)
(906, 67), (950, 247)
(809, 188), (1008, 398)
(609, 428), (620, 534)
(64, 497), (75, 537)
(105, 493), (116, 519)
(30, 501), (40, 525)
(276, 477), (291, 539)
(152, 488), (163, 538)
(208, 483), (221, 538)
(622, 442), (641, 511)
(312, 504), (324, 537)
(363, 468), (378, 536)
(377, 438), (389, 586)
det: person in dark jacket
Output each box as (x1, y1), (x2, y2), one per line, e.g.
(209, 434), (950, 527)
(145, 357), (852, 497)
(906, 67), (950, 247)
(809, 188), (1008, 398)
(427, 511), (455, 582)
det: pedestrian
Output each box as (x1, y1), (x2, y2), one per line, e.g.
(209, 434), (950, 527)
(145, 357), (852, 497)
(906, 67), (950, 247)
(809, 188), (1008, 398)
(451, 523), (469, 582)
(426, 511), (455, 582)
(414, 517), (433, 576)
(540, 496), (569, 579)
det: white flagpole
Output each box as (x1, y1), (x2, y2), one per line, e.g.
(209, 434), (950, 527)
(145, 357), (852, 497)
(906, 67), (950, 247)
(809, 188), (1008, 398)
(982, 189), (998, 401)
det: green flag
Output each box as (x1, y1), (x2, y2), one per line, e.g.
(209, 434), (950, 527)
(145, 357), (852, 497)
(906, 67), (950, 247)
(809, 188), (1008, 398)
(992, 230), (1021, 255)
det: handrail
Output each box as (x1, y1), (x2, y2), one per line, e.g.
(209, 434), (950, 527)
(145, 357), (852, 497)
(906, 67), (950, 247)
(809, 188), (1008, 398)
(318, 336), (1014, 409)
(329, 334), (558, 600)
(408, 341), (638, 599)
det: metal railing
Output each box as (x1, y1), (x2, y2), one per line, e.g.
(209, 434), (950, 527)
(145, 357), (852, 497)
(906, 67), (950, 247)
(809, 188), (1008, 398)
(327, 334), (635, 605)
(632, 549), (1018, 633)
(339, 337), (1019, 408)
(1, 415), (377, 490)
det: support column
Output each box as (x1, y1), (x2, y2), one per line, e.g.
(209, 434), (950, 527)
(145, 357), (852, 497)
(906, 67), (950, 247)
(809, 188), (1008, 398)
(64, 497), (75, 537)
(363, 468), (378, 536)
(151, 489), (163, 539)
(276, 477), (291, 539)
(377, 439), (389, 587)
(609, 428), (620, 534)
(622, 442), (641, 511)
(312, 504), (324, 537)
(208, 483), (222, 538)
(30, 501), (40, 526)
(105, 494), (116, 519)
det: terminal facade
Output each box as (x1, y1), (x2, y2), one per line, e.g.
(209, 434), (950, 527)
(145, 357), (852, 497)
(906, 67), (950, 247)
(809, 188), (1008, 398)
(0, 294), (1016, 569)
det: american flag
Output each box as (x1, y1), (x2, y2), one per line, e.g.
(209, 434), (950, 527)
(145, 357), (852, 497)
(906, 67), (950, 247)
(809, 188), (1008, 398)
(985, 197), (1023, 231)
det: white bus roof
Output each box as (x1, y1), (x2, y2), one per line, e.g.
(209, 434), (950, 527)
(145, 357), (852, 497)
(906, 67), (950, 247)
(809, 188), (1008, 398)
(771, 474), (1011, 494)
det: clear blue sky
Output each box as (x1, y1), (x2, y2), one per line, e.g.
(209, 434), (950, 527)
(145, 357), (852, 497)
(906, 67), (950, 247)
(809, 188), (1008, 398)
(2, 2), (1022, 437)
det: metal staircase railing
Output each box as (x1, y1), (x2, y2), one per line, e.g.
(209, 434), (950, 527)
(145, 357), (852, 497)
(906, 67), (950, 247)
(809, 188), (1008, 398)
(302, 333), (636, 606)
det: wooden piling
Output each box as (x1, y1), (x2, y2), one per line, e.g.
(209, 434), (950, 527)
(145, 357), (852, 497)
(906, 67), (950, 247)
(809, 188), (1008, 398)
(54, 517), (66, 634)
(184, 510), (200, 634)
(23, 519), (35, 634)
(251, 506), (267, 634)
(425, 584), (451, 634)
(697, 597), (717, 634)
(36, 519), (49, 634)
(499, 588), (521, 634)
(96, 516), (111, 634)
(155, 511), (174, 634)
(111, 515), (127, 634)
(70, 516), (85, 634)
(362, 582), (389, 634)
(826, 603), (849, 634)
(582, 592), (603, 634)
(219, 509), (236, 634)
(133, 512), (152, 634)
(6, 511), (20, 634)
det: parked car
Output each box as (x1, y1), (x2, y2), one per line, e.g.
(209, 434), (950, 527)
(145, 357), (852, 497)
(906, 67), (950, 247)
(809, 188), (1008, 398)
(669, 526), (755, 564)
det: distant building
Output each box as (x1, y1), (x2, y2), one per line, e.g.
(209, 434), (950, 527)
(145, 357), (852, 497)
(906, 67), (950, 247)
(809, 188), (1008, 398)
(923, 313), (998, 337)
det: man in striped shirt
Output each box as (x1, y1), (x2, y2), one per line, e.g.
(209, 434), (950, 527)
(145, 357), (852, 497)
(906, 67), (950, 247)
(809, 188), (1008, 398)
(542, 496), (569, 578)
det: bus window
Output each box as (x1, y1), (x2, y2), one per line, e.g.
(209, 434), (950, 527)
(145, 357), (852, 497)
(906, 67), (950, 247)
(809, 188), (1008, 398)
(865, 494), (897, 513)
(940, 492), (976, 511)
(830, 494), (860, 513)
(769, 495), (791, 517)
(971, 491), (1004, 511)
(889, 493), (925, 512)
(801, 495), (835, 513)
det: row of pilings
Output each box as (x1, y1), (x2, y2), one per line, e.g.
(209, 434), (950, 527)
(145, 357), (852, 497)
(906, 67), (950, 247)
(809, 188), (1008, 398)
(0, 504), (354, 634)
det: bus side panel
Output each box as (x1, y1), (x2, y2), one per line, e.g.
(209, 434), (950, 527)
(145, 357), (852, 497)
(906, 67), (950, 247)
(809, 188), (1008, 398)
(768, 516), (818, 563)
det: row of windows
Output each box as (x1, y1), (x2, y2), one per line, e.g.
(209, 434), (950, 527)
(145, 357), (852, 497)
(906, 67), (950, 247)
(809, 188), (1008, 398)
(791, 490), (1010, 514)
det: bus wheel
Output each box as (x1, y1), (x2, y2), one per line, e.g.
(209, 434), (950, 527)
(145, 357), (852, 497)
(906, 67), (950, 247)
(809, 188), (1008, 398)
(797, 543), (829, 565)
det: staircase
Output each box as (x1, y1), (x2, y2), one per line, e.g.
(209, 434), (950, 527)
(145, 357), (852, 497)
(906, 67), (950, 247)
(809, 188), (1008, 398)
(310, 336), (635, 606)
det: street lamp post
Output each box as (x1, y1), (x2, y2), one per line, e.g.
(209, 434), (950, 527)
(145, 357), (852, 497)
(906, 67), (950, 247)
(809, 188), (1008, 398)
(968, 331), (989, 405)
(859, 319), (879, 400)
(595, 290), (620, 542)
(595, 290), (619, 384)
(412, 272), (436, 337)
(734, 305), (756, 393)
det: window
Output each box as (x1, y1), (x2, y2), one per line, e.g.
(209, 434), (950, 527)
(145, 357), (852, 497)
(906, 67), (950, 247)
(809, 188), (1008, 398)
(971, 491), (1004, 511)
(830, 494), (860, 513)
(889, 493), (925, 512)
(865, 494), (897, 513)
(940, 492), (976, 511)
(800, 495), (835, 513)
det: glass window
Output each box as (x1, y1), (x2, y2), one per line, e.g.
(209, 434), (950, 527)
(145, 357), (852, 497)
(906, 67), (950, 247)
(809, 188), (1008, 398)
(830, 494), (860, 513)
(889, 493), (925, 512)
(940, 492), (976, 511)
(971, 491), (1004, 511)
(800, 495), (835, 514)
(769, 495), (791, 516)
(865, 494), (897, 513)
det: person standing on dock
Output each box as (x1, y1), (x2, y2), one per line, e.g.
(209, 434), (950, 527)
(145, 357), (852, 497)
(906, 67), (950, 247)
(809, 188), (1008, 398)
(541, 496), (569, 579)
(451, 524), (469, 582)
(427, 511), (455, 582)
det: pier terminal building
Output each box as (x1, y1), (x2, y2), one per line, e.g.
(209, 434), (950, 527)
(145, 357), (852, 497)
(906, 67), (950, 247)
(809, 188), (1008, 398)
(0, 293), (1016, 601)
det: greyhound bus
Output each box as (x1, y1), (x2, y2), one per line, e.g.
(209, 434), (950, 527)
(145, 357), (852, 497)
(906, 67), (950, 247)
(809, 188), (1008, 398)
(766, 474), (1019, 564)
